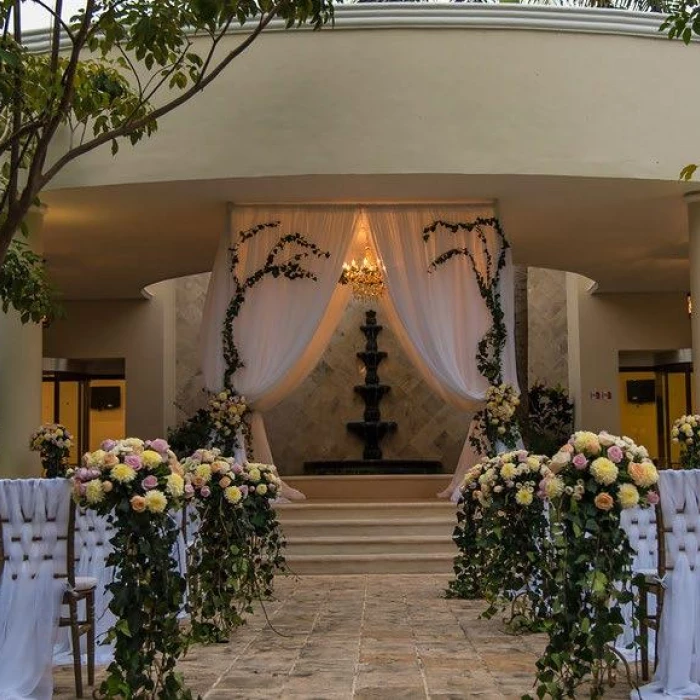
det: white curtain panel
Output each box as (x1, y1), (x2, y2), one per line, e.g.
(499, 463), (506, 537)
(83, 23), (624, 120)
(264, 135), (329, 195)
(0, 479), (70, 700)
(638, 470), (700, 699)
(365, 205), (519, 494)
(200, 206), (357, 495)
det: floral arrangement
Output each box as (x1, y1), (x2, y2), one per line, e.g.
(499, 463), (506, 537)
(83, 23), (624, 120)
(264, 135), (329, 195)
(671, 414), (700, 468)
(30, 423), (74, 478)
(184, 450), (285, 643)
(207, 389), (247, 440)
(529, 431), (659, 699)
(449, 451), (552, 628)
(72, 437), (193, 699)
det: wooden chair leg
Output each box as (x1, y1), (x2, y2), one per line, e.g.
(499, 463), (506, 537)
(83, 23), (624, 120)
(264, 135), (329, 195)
(86, 591), (95, 686)
(639, 585), (649, 681)
(68, 597), (84, 698)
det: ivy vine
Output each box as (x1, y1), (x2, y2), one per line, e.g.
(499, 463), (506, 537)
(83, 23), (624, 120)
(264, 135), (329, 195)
(222, 221), (331, 390)
(424, 217), (509, 385)
(423, 217), (517, 454)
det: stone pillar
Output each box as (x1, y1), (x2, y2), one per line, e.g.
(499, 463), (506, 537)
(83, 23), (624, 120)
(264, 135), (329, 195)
(0, 208), (45, 477)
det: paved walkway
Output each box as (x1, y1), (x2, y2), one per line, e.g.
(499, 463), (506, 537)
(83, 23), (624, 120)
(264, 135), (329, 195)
(55, 575), (635, 699)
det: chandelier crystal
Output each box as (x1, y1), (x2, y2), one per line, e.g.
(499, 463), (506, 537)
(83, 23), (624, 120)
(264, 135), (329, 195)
(341, 246), (385, 301)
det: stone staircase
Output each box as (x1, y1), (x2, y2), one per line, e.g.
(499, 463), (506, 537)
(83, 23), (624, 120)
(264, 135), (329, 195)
(276, 500), (457, 575)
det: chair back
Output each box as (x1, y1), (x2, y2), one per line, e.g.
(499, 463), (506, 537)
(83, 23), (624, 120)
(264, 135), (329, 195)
(0, 479), (72, 584)
(658, 469), (700, 573)
(620, 505), (658, 572)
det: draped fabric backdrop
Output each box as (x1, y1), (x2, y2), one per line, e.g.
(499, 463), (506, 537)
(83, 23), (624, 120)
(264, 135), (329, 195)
(200, 204), (518, 498)
(366, 206), (519, 498)
(201, 206), (357, 500)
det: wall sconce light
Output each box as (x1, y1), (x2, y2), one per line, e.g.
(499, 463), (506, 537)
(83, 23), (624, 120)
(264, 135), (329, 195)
(688, 292), (693, 318)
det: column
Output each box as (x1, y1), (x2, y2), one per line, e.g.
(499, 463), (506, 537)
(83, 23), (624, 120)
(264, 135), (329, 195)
(687, 192), (700, 412)
(0, 207), (45, 477)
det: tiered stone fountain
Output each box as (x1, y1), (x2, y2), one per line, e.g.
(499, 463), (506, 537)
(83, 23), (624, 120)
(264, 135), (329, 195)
(346, 310), (397, 460)
(303, 309), (442, 476)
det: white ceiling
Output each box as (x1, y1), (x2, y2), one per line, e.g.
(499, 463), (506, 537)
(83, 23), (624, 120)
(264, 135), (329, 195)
(41, 173), (693, 300)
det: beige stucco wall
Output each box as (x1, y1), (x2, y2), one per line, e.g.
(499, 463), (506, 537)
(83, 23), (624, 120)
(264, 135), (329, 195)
(567, 273), (692, 432)
(43, 280), (177, 440)
(47, 12), (700, 191)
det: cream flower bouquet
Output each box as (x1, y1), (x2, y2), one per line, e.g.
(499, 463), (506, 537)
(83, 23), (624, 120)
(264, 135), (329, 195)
(458, 450), (552, 627)
(183, 451), (284, 643)
(672, 414), (700, 469)
(71, 438), (193, 698)
(530, 431), (659, 699)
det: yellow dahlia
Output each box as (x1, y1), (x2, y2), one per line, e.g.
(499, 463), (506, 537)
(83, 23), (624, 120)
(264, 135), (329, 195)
(590, 458), (619, 486)
(141, 450), (162, 468)
(618, 483), (640, 509)
(111, 463), (137, 483)
(224, 486), (242, 504)
(144, 489), (168, 514)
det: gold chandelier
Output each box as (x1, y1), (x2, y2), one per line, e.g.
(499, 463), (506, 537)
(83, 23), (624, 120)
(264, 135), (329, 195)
(341, 246), (385, 301)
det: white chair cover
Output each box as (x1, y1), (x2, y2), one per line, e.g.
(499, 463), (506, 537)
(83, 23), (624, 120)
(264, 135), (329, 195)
(637, 470), (700, 699)
(618, 506), (657, 661)
(54, 509), (115, 666)
(0, 479), (70, 700)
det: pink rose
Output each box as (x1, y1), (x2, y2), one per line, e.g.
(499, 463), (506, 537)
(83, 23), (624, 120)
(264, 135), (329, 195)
(607, 446), (624, 464)
(141, 475), (158, 490)
(77, 467), (90, 481)
(79, 483), (87, 496)
(101, 439), (117, 451)
(201, 485), (211, 498)
(232, 463), (243, 475)
(239, 485), (249, 497)
(572, 454), (588, 470)
(184, 484), (195, 498)
(647, 491), (660, 505)
(125, 454), (143, 470)
(149, 438), (169, 454)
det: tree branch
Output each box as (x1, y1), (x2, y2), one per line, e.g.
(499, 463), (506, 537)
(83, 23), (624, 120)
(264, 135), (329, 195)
(41, 4), (281, 185)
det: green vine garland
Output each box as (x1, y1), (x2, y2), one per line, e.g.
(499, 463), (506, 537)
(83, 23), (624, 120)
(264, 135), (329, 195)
(423, 217), (518, 454)
(221, 221), (331, 390)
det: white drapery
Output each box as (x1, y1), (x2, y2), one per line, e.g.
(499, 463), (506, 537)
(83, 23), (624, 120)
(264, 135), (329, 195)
(200, 204), (518, 493)
(366, 206), (519, 497)
(638, 470), (700, 699)
(200, 206), (357, 498)
(0, 479), (69, 700)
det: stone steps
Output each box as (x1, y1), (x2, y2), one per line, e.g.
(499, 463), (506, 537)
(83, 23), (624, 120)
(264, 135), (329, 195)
(276, 500), (457, 574)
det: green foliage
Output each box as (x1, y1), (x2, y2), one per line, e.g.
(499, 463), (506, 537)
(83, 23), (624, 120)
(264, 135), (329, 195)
(168, 408), (215, 460)
(447, 452), (552, 634)
(184, 455), (286, 645)
(445, 491), (486, 599)
(523, 382), (574, 456)
(102, 508), (192, 700)
(0, 238), (60, 324)
(0, 0), (335, 318)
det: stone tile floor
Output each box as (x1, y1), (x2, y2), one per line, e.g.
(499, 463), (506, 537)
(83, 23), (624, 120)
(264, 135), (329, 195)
(54, 575), (637, 699)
